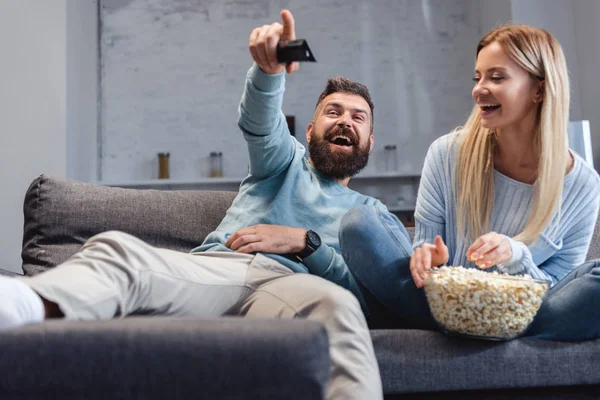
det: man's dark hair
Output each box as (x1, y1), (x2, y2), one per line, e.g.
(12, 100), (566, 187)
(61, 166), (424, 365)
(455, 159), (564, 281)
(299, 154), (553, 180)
(313, 77), (374, 129)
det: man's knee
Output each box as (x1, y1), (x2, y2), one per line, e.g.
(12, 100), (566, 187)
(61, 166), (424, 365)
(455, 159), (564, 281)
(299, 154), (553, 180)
(340, 205), (378, 244)
(83, 231), (144, 252)
(312, 283), (362, 317)
(78, 231), (146, 264)
(591, 260), (600, 276)
(86, 230), (135, 244)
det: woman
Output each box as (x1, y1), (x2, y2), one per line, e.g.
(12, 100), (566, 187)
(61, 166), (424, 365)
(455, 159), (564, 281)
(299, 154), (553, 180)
(340, 25), (600, 341)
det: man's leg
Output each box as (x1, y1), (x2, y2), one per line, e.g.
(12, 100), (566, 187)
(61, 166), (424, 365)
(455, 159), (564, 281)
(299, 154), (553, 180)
(527, 259), (600, 341)
(236, 261), (383, 400)
(340, 205), (437, 330)
(2, 231), (255, 324)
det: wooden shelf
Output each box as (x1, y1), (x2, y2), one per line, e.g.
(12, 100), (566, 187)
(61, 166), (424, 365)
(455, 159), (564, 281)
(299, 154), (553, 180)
(353, 172), (420, 179)
(388, 205), (416, 213)
(100, 177), (243, 188)
(99, 172), (420, 188)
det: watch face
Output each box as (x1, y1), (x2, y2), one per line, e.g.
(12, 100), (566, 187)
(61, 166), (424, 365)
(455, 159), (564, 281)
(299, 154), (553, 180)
(307, 230), (321, 247)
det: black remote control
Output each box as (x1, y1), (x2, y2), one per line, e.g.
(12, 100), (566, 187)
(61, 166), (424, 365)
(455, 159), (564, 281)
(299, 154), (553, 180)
(276, 39), (317, 63)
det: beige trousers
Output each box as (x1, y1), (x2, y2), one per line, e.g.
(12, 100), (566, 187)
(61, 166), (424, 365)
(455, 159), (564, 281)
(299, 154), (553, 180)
(19, 231), (382, 400)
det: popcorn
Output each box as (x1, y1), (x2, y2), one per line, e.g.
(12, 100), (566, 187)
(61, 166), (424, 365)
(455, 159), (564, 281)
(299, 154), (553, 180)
(424, 266), (548, 339)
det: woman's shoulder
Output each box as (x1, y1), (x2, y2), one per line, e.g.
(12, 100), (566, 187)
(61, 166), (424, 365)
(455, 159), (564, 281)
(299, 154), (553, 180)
(427, 131), (462, 159)
(567, 152), (600, 194)
(419, 132), (463, 190)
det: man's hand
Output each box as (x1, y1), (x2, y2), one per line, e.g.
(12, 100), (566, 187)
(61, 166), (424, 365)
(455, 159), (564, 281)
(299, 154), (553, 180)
(248, 9), (299, 75)
(466, 232), (512, 269)
(410, 236), (449, 288)
(225, 224), (306, 255)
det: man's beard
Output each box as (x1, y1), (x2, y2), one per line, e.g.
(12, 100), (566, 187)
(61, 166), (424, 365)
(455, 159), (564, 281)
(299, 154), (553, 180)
(308, 125), (370, 180)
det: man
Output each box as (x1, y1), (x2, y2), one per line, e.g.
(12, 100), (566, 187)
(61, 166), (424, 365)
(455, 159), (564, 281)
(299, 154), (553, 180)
(0, 9), (387, 400)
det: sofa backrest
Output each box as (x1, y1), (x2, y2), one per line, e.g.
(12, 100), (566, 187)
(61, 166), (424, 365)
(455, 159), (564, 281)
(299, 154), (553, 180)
(20, 174), (600, 276)
(21, 175), (236, 276)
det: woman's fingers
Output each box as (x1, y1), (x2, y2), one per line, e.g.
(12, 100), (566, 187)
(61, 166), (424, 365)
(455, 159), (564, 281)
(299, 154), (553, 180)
(411, 244), (438, 288)
(410, 249), (423, 288)
(422, 245), (432, 280)
(433, 235), (449, 266)
(467, 233), (495, 260)
(478, 235), (513, 267)
(477, 247), (502, 268)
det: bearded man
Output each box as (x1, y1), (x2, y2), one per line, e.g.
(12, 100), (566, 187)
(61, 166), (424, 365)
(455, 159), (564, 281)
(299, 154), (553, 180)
(0, 9), (388, 400)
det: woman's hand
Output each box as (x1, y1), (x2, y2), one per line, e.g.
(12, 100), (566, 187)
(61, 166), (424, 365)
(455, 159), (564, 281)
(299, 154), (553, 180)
(410, 235), (449, 288)
(466, 232), (513, 269)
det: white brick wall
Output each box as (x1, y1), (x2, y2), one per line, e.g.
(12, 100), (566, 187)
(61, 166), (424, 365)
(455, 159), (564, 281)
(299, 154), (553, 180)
(99, 0), (481, 182)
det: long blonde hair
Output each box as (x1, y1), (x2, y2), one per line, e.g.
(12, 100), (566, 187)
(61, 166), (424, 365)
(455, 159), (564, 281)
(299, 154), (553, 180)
(455, 25), (570, 244)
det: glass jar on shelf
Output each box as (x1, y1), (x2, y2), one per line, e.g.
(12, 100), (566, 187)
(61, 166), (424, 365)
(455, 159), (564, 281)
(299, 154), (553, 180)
(157, 152), (170, 179)
(384, 145), (398, 172)
(209, 151), (223, 177)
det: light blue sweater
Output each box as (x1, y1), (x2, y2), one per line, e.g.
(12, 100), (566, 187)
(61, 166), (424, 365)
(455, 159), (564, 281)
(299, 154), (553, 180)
(192, 64), (387, 299)
(415, 133), (600, 285)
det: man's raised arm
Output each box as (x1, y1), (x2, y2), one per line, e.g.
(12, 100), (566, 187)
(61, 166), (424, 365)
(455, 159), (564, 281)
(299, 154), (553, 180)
(238, 10), (300, 179)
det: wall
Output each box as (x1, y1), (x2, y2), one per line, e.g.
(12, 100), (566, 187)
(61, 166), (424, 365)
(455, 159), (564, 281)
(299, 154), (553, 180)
(510, 0), (583, 121)
(511, 0), (600, 172)
(481, 0), (599, 172)
(572, 0), (600, 169)
(67, 0), (99, 182)
(98, 0), (481, 182)
(0, 0), (97, 273)
(99, 0), (600, 180)
(478, 0), (512, 35)
(0, 1), (67, 273)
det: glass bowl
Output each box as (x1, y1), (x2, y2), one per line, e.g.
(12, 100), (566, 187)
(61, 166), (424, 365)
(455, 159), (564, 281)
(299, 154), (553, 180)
(423, 266), (549, 341)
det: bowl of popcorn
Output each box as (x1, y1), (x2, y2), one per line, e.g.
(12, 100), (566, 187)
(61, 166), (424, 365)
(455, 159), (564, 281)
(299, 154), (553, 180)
(423, 266), (549, 340)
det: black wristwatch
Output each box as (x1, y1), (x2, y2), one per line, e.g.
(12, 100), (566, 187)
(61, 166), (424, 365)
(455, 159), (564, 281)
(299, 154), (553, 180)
(295, 230), (322, 262)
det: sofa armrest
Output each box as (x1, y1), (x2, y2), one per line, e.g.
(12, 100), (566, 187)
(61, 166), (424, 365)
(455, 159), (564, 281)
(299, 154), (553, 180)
(22, 174), (237, 276)
(0, 317), (329, 400)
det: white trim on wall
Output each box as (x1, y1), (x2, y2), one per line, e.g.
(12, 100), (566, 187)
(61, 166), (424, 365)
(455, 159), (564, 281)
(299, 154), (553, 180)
(0, 0), (68, 273)
(66, 0), (99, 182)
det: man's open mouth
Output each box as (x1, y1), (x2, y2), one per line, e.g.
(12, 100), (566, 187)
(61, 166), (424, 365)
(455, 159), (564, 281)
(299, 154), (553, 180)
(329, 135), (354, 147)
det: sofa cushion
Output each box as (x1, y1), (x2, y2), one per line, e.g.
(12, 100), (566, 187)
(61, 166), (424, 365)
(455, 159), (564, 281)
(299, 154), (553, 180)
(372, 329), (600, 394)
(0, 317), (329, 400)
(21, 175), (237, 276)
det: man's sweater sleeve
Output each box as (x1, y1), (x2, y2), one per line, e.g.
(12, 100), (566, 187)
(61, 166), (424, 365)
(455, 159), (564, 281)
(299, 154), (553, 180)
(238, 63), (297, 179)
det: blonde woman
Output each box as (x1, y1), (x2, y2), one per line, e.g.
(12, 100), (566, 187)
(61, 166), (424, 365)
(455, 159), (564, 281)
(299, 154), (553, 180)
(340, 25), (600, 340)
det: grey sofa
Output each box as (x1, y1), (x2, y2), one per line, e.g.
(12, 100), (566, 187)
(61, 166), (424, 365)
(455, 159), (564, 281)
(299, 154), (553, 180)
(2, 174), (600, 399)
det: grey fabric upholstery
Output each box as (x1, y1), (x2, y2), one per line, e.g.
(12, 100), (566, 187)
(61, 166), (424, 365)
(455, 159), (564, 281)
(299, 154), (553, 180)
(379, 212), (600, 394)
(0, 318), (329, 400)
(21, 174), (236, 275)
(10, 174), (600, 397)
(373, 329), (600, 394)
(586, 210), (600, 261)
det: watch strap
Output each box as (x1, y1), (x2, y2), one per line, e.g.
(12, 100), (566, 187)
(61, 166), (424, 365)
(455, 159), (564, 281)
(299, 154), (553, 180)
(295, 230), (321, 261)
